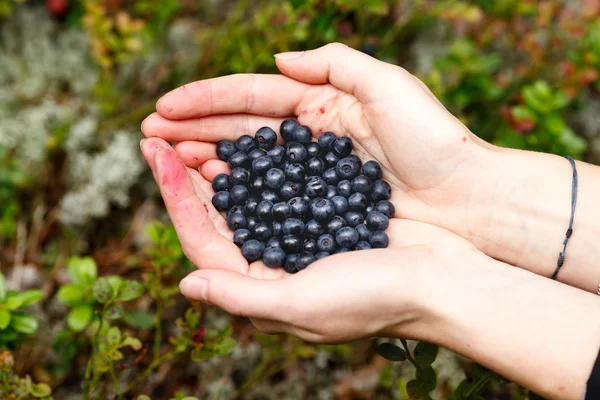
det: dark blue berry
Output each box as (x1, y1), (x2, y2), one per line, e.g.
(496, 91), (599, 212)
(246, 216), (259, 232)
(267, 145), (286, 164)
(315, 251), (330, 260)
(229, 167), (250, 185)
(216, 140), (236, 161)
(366, 211), (389, 231)
(285, 163), (305, 182)
(369, 231), (389, 248)
(335, 247), (350, 254)
(317, 234), (336, 253)
(252, 155), (274, 176)
(327, 215), (347, 234)
(306, 157), (325, 176)
(356, 224), (371, 241)
(282, 235), (302, 253)
(233, 229), (251, 247)
(344, 211), (364, 227)
(306, 142), (321, 158)
(306, 219), (325, 238)
(228, 151), (249, 168)
(335, 226), (359, 248)
(247, 147), (267, 162)
(372, 180), (392, 201)
(318, 131), (336, 151)
(331, 195), (348, 215)
(293, 125), (312, 143)
(267, 236), (283, 248)
(348, 192), (368, 211)
(296, 251), (316, 270)
(280, 119), (298, 142)
(321, 167), (340, 185)
(354, 241), (372, 250)
(280, 181), (303, 200)
(303, 238), (317, 254)
(351, 175), (373, 194)
(256, 200), (274, 221)
(324, 151), (339, 166)
(272, 202), (292, 221)
(366, 205), (375, 214)
(235, 135), (256, 152)
(212, 173), (230, 192)
(212, 191), (230, 211)
(336, 156), (361, 180)
(263, 247), (286, 268)
(250, 176), (264, 192)
(288, 197), (309, 218)
(244, 197), (259, 215)
(271, 221), (282, 237)
(282, 218), (305, 236)
(283, 254), (299, 273)
(362, 160), (382, 180)
(332, 137), (352, 157)
(230, 185), (249, 204)
(265, 168), (285, 189)
(227, 205), (244, 218)
(375, 200), (395, 218)
(241, 239), (264, 262)
(261, 190), (280, 203)
(286, 142), (308, 163)
(337, 180), (352, 197)
(311, 198), (335, 221)
(255, 127), (277, 150)
(305, 176), (327, 198)
(253, 222), (273, 241)
(227, 212), (247, 230)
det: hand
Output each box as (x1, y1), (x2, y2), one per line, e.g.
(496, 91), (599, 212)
(139, 137), (483, 343)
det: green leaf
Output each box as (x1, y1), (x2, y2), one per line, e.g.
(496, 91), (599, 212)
(414, 342), (438, 367)
(67, 257), (97, 286)
(137, 396), (151, 400)
(0, 273), (6, 303)
(117, 280), (144, 301)
(416, 366), (437, 392)
(184, 308), (200, 328)
(6, 289), (43, 310)
(109, 348), (123, 360)
(107, 326), (122, 346)
(124, 310), (155, 329)
(57, 284), (85, 306)
(122, 336), (142, 350)
(190, 347), (215, 361)
(67, 305), (93, 332)
(107, 276), (124, 293)
(375, 342), (407, 362)
(93, 278), (114, 303)
(105, 304), (124, 320)
(406, 379), (430, 399)
(215, 337), (237, 356)
(0, 309), (11, 329)
(10, 313), (39, 334)
(29, 382), (52, 398)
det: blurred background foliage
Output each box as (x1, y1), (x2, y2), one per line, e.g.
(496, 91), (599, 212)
(1, 0), (599, 399)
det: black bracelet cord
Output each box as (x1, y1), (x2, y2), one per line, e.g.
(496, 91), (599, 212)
(551, 156), (578, 280)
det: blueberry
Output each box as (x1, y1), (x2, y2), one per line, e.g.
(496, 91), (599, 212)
(245, 197), (259, 215)
(372, 180), (392, 201)
(252, 155), (274, 176)
(235, 135), (256, 152)
(366, 211), (389, 231)
(336, 156), (361, 180)
(267, 237), (283, 248)
(356, 224), (371, 241)
(293, 125), (312, 143)
(315, 251), (330, 260)
(311, 198), (335, 221)
(351, 175), (373, 194)
(317, 234), (336, 253)
(280, 181), (303, 200)
(233, 229), (251, 247)
(255, 126), (277, 150)
(335, 247), (350, 254)
(306, 157), (325, 176)
(271, 221), (282, 237)
(282, 235), (302, 254)
(296, 251), (316, 270)
(375, 200), (395, 218)
(283, 254), (299, 273)
(366, 205), (375, 214)
(331, 195), (348, 215)
(212, 191), (230, 211)
(250, 176), (264, 192)
(230, 185), (249, 204)
(246, 216), (259, 232)
(256, 200), (274, 221)
(306, 219), (325, 238)
(216, 140), (237, 161)
(286, 142), (308, 163)
(212, 173), (230, 192)
(229, 167), (250, 185)
(285, 163), (305, 182)
(247, 147), (267, 162)
(227, 212), (247, 230)
(324, 151), (339, 166)
(303, 238), (317, 254)
(267, 145), (286, 164)
(348, 192), (369, 211)
(369, 231), (389, 248)
(336, 180), (352, 197)
(241, 239), (264, 262)
(344, 211), (364, 227)
(306, 142), (321, 158)
(263, 247), (286, 268)
(261, 190), (280, 203)
(253, 222), (273, 241)
(288, 197), (309, 218)
(305, 176), (327, 198)
(354, 241), (372, 251)
(327, 215), (347, 234)
(318, 131), (336, 151)
(227, 205), (244, 218)
(322, 167), (340, 185)
(280, 119), (298, 142)
(265, 168), (285, 189)
(282, 218), (305, 236)
(332, 137), (352, 157)
(335, 226), (359, 248)
(228, 151), (249, 168)
(272, 202), (292, 221)
(362, 160), (382, 180)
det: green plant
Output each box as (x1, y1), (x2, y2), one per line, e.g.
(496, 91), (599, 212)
(0, 349), (53, 399)
(0, 273), (43, 349)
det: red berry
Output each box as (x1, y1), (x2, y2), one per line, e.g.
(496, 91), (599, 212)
(46, 0), (69, 16)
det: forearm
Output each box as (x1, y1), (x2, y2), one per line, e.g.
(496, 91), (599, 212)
(414, 254), (600, 400)
(464, 146), (600, 292)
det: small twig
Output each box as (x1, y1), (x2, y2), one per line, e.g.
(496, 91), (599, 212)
(400, 339), (420, 370)
(465, 374), (493, 398)
(109, 364), (120, 396)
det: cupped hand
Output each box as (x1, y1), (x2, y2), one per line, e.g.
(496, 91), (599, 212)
(140, 137), (484, 343)
(141, 43), (490, 245)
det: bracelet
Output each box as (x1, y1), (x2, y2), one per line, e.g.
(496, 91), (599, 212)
(551, 156), (578, 280)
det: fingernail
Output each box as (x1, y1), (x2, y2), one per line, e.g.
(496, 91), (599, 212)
(274, 51), (304, 60)
(139, 138), (146, 149)
(180, 276), (208, 301)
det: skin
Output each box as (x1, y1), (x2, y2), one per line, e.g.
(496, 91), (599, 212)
(140, 43), (600, 399)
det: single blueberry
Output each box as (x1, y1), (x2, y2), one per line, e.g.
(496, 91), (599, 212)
(372, 180), (392, 202)
(250, 176), (264, 193)
(306, 157), (325, 176)
(348, 192), (369, 211)
(344, 211), (364, 227)
(362, 160), (382, 180)
(272, 202), (292, 221)
(318, 131), (336, 151)
(253, 222), (273, 241)
(351, 175), (373, 194)
(227, 212), (247, 230)
(229, 167), (250, 185)
(285, 163), (305, 182)
(283, 253), (299, 273)
(282, 235), (302, 254)
(267, 236), (283, 249)
(230, 185), (249, 204)
(241, 239), (264, 262)
(303, 238), (317, 254)
(324, 151), (339, 166)
(246, 216), (259, 232)
(293, 125), (312, 143)
(216, 140), (236, 161)
(326, 185), (338, 200)
(332, 137), (353, 157)
(366, 211), (390, 231)
(336, 156), (362, 180)
(233, 229), (251, 247)
(376, 200), (395, 218)
(306, 142), (321, 158)
(252, 155), (274, 176)
(255, 126), (277, 150)
(228, 151), (249, 169)
(256, 200), (274, 221)
(315, 251), (330, 260)
(288, 197), (310, 218)
(335, 247), (350, 254)
(317, 234), (336, 253)
(311, 198), (335, 221)
(322, 167), (340, 185)
(296, 251), (316, 270)
(331, 196), (348, 215)
(286, 143), (308, 163)
(335, 226), (359, 248)
(227, 205), (244, 218)
(272, 221), (282, 236)
(369, 230), (389, 248)
(261, 190), (280, 203)
(306, 219), (325, 238)
(212, 173), (230, 192)
(282, 218), (305, 236)
(263, 247), (286, 268)
(211, 191), (230, 211)
(354, 241), (372, 251)
(265, 168), (286, 189)
(235, 135), (256, 152)
(336, 180), (352, 197)
(267, 145), (286, 164)
(244, 196), (260, 215)
(280, 181), (303, 200)
(247, 147), (267, 162)
(327, 215), (347, 234)
(305, 176), (327, 198)
(280, 119), (298, 142)
(356, 224), (371, 242)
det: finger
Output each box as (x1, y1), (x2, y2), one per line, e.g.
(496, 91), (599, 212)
(179, 269), (291, 321)
(275, 43), (399, 102)
(142, 112), (286, 143)
(152, 145), (248, 273)
(186, 167), (231, 239)
(199, 160), (230, 182)
(173, 141), (218, 170)
(156, 74), (309, 120)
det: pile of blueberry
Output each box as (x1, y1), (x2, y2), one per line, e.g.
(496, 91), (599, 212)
(211, 120), (393, 273)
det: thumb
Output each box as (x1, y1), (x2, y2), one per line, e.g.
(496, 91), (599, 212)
(274, 43), (398, 101)
(179, 269), (289, 321)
